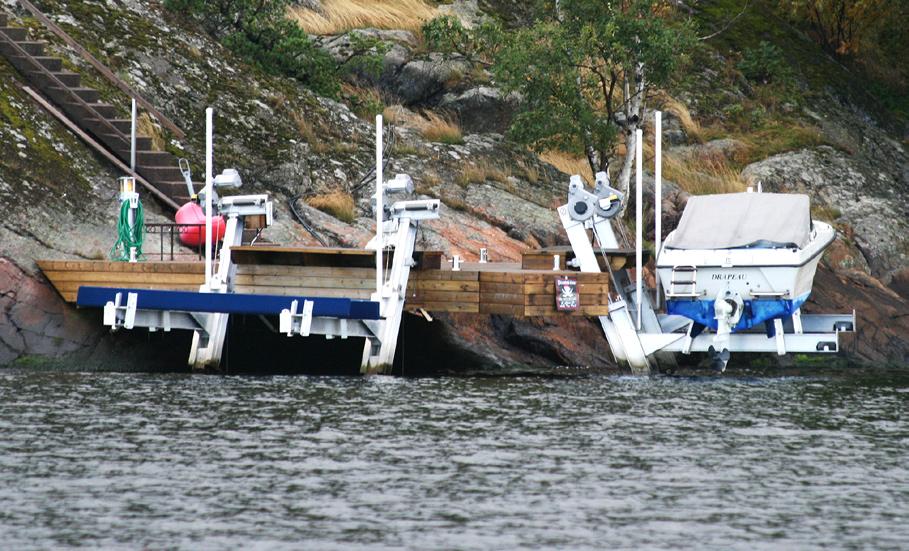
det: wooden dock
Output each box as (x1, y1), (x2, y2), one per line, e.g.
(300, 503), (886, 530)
(39, 246), (626, 317)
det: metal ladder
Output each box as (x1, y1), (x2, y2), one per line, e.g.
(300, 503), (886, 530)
(668, 265), (699, 298)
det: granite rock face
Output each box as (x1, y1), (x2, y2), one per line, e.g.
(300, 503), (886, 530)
(438, 86), (518, 134)
(742, 145), (909, 281)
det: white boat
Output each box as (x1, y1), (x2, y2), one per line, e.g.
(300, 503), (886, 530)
(656, 192), (835, 337)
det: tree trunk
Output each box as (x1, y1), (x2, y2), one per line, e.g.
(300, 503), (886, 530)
(617, 62), (646, 215)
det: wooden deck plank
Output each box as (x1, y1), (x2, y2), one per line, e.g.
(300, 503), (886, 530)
(38, 260), (204, 273)
(405, 290), (479, 303)
(478, 281), (522, 294)
(234, 274), (376, 289)
(234, 286), (373, 299)
(406, 302), (480, 313)
(44, 271), (205, 284)
(479, 303), (525, 315)
(410, 270), (479, 281)
(238, 265), (375, 277)
(406, 280), (479, 292)
(478, 292), (524, 305)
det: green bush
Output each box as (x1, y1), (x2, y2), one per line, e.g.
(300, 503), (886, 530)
(738, 41), (793, 85)
(164, 0), (384, 98)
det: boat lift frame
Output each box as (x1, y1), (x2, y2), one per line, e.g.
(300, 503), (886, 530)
(557, 113), (856, 373)
(84, 111), (437, 374)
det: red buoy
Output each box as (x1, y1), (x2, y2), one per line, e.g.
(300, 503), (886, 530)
(176, 201), (226, 247)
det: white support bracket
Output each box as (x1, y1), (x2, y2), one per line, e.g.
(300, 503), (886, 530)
(279, 299), (314, 337)
(774, 318), (786, 356)
(103, 292), (138, 330)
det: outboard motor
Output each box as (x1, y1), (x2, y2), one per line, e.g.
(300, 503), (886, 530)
(710, 289), (745, 372)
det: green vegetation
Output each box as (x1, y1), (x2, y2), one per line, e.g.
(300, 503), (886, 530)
(424, 0), (697, 190)
(738, 41), (793, 85)
(777, 0), (909, 118)
(163, 0), (387, 98)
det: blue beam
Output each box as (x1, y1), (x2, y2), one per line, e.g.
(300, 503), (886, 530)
(76, 286), (381, 320)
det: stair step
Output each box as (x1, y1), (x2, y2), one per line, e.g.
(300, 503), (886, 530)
(15, 40), (45, 56)
(92, 131), (131, 152)
(28, 69), (81, 87)
(63, 101), (118, 119)
(68, 87), (100, 103)
(47, 84), (100, 103)
(0, 39), (44, 57)
(138, 165), (184, 181)
(108, 118), (133, 134)
(32, 56), (62, 71)
(0, 27), (27, 41)
(154, 181), (193, 195)
(111, 136), (154, 151)
(127, 150), (177, 166)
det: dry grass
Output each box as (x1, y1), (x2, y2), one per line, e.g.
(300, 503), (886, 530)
(306, 191), (357, 223)
(290, 0), (436, 35)
(539, 150), (593, 183)
(291, 111), (329, 154)
(656, 93), (704, 143)
(456, 162), (511, 187)
(422, 171), (442, 187)
(517, 160), (540, 185)
(420, 111), (463, 144)
(382, 104), (406, 124)
(663, 152), (747, 195)
(540, 144), (745, 195)
(137, 113), (165, 151)
(341, 83), (386, 120)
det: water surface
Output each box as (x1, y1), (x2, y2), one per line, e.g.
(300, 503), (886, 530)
(0, 367), (906, 550)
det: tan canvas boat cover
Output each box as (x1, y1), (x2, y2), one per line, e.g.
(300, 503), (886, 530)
(664, 193), (811, 250)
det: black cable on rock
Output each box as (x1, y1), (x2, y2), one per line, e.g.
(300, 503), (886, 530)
(289, 195), (329, 247)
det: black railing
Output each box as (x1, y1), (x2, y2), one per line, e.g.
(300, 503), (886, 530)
(144, 223), (205, 261)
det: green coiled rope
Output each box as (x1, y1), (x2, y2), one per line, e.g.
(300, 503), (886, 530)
(109, 199), (145, 261)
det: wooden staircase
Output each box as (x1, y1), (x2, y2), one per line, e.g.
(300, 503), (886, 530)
(0, 11), (191, 207)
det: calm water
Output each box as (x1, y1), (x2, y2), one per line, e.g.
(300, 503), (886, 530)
(0, 367), (906, 550)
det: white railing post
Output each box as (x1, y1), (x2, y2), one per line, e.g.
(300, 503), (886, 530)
(130, 98), (137, 171)
(635, 128), (643, 330)
(204, 107), (213, 289)
(654, 110), (662, 309)
(375, 115), (384, 300)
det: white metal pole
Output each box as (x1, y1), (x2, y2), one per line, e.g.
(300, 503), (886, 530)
(130, 99), (137, 171)
(128, 99), (138, 263)
(205, 107), (213, 289)
(654, 110), (662, 309)
(375, 114), (384, 299)
(635, 128), (643, 330)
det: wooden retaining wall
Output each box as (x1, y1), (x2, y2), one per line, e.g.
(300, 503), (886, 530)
(37, 260), (205, 303)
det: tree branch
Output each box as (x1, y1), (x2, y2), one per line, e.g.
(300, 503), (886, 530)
(698, 0), (751, 41)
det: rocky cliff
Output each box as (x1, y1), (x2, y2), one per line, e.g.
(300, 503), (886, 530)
(0, 0), (906, 371)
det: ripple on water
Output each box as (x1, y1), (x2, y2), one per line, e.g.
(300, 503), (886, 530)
(0, 368), (907, 550)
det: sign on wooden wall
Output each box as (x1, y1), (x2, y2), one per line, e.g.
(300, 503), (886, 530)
(555, 276), (579, 311)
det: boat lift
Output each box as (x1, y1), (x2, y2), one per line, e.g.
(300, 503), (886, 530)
(82, 111), (437, 373)
(559, 115), (856, 374)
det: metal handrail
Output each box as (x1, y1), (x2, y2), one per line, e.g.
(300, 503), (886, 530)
(15, 0), (186, 140)
(145, 223), (206, 261)
(0, 26), (131, 152)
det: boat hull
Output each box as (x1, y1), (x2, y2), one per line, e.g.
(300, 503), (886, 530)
(656, 222), (833, 332)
